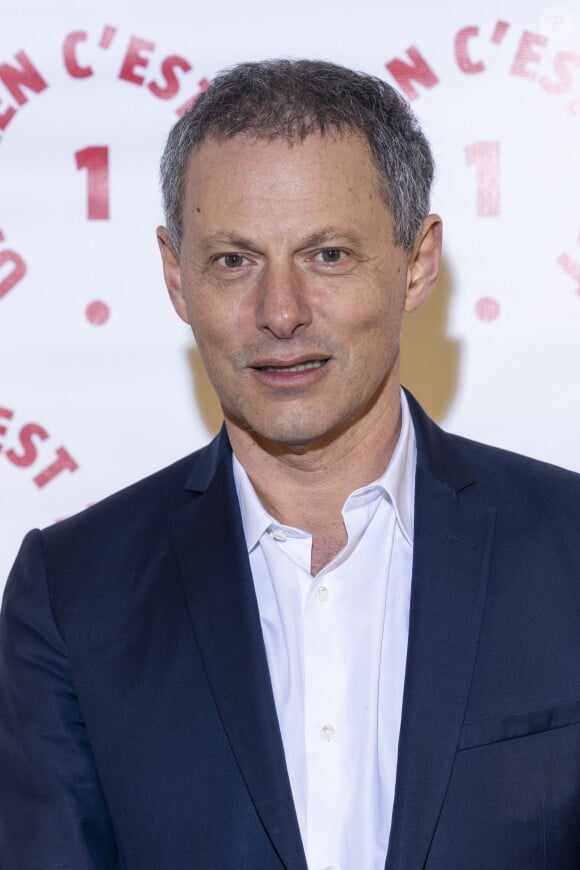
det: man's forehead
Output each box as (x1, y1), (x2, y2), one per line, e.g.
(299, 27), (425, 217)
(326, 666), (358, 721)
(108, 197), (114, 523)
(181, 132), (383, 211)
(178, 132), (391, 245)
(184, 134), (378, 201)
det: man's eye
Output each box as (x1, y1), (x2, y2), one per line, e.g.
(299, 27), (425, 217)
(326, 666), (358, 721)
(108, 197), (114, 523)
(318, 249), (344, 263)
(219, 254), (247, 268)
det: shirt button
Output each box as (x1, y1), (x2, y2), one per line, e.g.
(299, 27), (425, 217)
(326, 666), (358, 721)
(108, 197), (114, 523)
(271, 529), (287, 542)
(325, 865), (338, 870)
(316, 585), (329, 601)
(320, 724), (335, 742)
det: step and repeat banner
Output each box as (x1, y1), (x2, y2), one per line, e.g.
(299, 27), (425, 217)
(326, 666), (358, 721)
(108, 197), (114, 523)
(1, 0), (579, 589)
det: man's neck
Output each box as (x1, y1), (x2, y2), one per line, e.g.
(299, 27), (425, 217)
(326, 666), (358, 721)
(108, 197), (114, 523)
(226, 388), (403, 570)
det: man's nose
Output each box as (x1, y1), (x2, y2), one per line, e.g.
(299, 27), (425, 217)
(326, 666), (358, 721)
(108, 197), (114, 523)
(255, 262), (313, 338)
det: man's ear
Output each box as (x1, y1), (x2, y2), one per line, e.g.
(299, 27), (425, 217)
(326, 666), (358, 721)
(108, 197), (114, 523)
(156, 226), (190, 324)
(404, 214), (443, 313)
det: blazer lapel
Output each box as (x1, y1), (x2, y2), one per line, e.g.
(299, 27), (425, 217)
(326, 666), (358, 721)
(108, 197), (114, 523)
(170, 434), (307, 870)
(386, 396), (496, 870)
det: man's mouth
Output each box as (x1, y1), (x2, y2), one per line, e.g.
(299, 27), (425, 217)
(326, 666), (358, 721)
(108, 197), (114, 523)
(257, 359), (328, 373)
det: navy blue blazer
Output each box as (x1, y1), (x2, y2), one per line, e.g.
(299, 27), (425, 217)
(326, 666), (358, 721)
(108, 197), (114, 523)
(2, 392), (580, 869)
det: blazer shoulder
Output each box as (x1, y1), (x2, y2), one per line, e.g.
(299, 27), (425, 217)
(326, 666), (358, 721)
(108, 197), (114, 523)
(38, 432), (228, 571)
(438, 430), (580, 542)
(450, 430), (580, 493)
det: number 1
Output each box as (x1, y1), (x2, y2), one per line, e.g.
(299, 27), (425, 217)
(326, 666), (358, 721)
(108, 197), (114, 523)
(75, 146), (110, 220)
(465, 141), (501, 217)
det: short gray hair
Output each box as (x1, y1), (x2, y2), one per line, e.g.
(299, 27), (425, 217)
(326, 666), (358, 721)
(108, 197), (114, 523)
(160, 59), (434, 253)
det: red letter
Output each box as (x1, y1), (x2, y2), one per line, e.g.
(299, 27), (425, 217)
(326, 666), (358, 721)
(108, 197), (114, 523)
(0, 407), (14, 450)
(0, 51), (48, 105)
(148, 54), (192, 100)
(6, 423), (49, 468)
(63, 31), (93, 79)
(119, 36), (155, 86)
(0, 247), (27, 298)
(539, 51), (580, 95)
(465, 142), (501, 217)
(510, 31), (548, 81)
(0, 98), (16, 131)
(455, 26), (485, 74)
(75, 146), (110, 220)
(385, 46), (439, 101)
(34, 447), (78, 488)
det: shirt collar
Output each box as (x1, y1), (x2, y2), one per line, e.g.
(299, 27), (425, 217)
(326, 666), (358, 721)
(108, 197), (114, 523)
(232, 389), (416, 552)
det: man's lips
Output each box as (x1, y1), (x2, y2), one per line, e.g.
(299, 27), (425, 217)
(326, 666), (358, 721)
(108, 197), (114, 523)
(253, 358), (330, 373)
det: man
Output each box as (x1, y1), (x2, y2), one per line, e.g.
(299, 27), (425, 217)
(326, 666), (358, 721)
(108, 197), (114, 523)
(1, 59), (580, 870)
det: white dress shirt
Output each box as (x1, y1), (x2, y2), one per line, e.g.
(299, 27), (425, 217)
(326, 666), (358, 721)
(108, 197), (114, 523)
(232, 391), (416, 870)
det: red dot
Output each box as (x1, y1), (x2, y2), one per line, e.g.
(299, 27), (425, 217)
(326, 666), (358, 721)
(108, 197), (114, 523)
(475, 296), (500, 322)
(86, 300), (110, 325)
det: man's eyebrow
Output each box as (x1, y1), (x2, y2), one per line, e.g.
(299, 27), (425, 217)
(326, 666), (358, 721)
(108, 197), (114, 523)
(297, 228), (366, 249)
(200, 232), (258, 250)
(200, 228), (367, 250)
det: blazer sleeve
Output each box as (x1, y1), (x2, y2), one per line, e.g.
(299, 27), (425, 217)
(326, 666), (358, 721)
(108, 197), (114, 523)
(0, 530), (120, 870)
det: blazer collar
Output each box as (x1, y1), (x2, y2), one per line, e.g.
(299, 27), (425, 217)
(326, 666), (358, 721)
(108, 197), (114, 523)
(404, 387), (475, 493)
(183, 423), (230, 493)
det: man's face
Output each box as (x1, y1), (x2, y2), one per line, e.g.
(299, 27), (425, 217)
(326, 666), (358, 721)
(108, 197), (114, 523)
(159, 132), (440, 452)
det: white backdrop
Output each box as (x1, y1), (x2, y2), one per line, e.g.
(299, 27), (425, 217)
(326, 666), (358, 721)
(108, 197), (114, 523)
(1, 0), (579, 591)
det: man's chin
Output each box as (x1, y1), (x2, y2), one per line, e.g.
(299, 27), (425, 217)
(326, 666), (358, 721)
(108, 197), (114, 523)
(225, 412), (350, 456)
